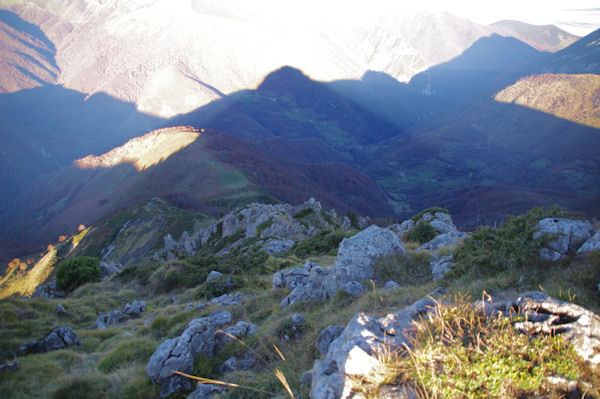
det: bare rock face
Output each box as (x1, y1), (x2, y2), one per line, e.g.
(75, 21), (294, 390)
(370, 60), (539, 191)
(534, 218), (595, 260)
(431, 255), (455, 281)
(577, 232), (600, 254)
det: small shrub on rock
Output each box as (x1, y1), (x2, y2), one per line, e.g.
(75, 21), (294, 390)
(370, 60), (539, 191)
(406, 221), (437, 244)
(55, 257), (101, 292)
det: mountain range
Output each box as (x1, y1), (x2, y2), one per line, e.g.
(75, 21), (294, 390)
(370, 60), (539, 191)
(0, 0), (599, 268)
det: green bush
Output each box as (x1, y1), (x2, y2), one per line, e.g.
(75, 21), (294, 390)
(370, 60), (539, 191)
(55, 257), (101, 292)
(453, 206), (572, 277)
(293, 230), (356, 258)
(406, 221), (437, 244)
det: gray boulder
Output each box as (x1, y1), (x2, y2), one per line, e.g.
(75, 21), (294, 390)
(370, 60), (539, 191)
(209, 292), (252, 307)
(534, 218), (595, 260)
(512, 292), (600, 366)
(418, 231), (469, 252)
(389, 220), (415, 238)
(206, 270), (223, 282)
(95, 310), (125, 330)
(187, 383), (226, 399)
(123, 300), (146, 317)
(214, 320), (258, 351)
(431, 255), (455, 281)
(56, 304), (67, 315)
(218, 352), (256, 374)
(146, 310), (233, 397)
(32, 280), (66, 299)
(0, 361), (20, 373)
(280, 281), (328, 308)
(262, 239), (294, 255)
(383, 280), (401, 290)
(316, 325), (345, 355)
(310, 292), (441, 399)
(334, 225), (405, 286)
(577, 232), (600, 254)
(272, 267), (310, 290)
(16, 326), (80, 356)
(416, 211), (457, 235)
(99, 261), (122, 280)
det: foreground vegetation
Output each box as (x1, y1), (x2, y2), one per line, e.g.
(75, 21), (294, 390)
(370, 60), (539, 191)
(1, 206), (599, 398)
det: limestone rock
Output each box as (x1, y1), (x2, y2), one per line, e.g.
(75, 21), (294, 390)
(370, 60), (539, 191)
(206, 270), (223, 282)
(218, 353), (256, 374)
(56, 304), (67, 315)
(123, 300), (146, 317)
(99, 261), (122, 280)
(280, 280), (327, 308)
(415, 211), (457, 235)
(95, 310), (125, 329)
(534, 218), (595, 260)
(187, 383), (226, 399)
(389, 220), (414, 238)
(214, 320), (258, 351)
(418, 231), (469, 252)
(431, 255), (455, 281)
(262, 238), (294, 255)
(310, 291), (442, 399)
(334, 225), (405, 285)
(577, 231), (600, 254)
(0, 361), (20, 373)
(384, 280), (401, 290)
(272, 267), (310, 290)
(512, 292), (600, 366)
(32, 280), (66, 299)
(146, 310), (233, 397)
(16, 326), (80, 357)
(316, 325), (345, 355)
(209, 292), (252, 307)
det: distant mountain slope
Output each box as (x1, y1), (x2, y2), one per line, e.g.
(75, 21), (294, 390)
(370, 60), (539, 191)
(489, 20), (580, 52)
(1, 1), (579, 118)
(0, 10), (58, 92)
(495, 73), (600, 128)
(541, 28), (600, 73)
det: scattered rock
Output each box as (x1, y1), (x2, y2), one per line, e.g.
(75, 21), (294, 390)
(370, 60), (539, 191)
(218, 352), (256, 374)
(206, 270), (223, 282)
(534, 218), (595, 260)
(280, 280), (327, 308)
(210, 292), (252, 307)
(384, 280), (401, 290)
(577, 231), (600, 254)
(389, 220), (414, 238)
(32, 280), (66, 299)
(310, 290), (443, 399)
(431, 255), (455, 281)
(273, 267), (310, 290)
(185, 303), (194, 311)
(334, 225), (405, 286)
(16, 326), (80, 357)
(215, 321), (259, 351)
(291, 313), (306, 327)
(195, 303), (207, 310)
(56, 304), (67, 315)
(123, 300), (146, 317)
(99, 261), (122, 280)
(316, 325), (344, 355)
(146, 310), (233, 397)
(511, 291), (600, 366)
(415, 211), (457, 235)
(262, 238), (294, 255)
(0, 361), (20, 373)
(418, 231), (469, 252)
(339, 281), (364, 298)
(187, 383), (226, 399)
(94, 310), (125, 330)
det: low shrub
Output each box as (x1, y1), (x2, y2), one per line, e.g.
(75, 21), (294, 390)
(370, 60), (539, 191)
(453, 206), (573, 278)
(410, 207), (449, 223)
(293, 230), (355, 258)
(374, 252), (433, 286)
(406, 221), (437, 244)
(97, 339), (156, 372)
(55, 257), (101, 292)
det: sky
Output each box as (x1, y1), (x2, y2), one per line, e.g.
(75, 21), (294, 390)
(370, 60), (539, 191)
(405, 0), (600, 36)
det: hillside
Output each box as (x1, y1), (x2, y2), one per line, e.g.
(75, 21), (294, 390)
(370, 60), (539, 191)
(495, 73), (600, 129)
(489, 20), (580, 52)
(0, 201), (599, 397)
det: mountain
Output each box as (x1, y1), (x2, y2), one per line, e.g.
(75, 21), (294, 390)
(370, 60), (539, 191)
(495, 73), (600, 129)
(540, 28), (600, 73)
(1, 2), (578, 118)
(0, 9), (58, 92)
(489, 20), (580, 52)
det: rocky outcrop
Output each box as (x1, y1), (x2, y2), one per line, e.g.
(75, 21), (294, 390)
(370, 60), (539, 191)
(146, 310), (257, 397)
(155, 200), (342, 260)
(31, 280), (66, 299)
(431, 255), (455, 281)
(16, 326), (80, 357)
(534, 218), (595, 260)
(123, 300), (146, 317)
(334, 225), (405, 287)
(209, 292), (253, 307)
(94, 310), (125, 330)
(577, 232), (600, 254)
(99, 261), (122, 280)
(309, 290), (443, 399)
(316, 325), (345, 355)
(478, 292), (600, 366)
